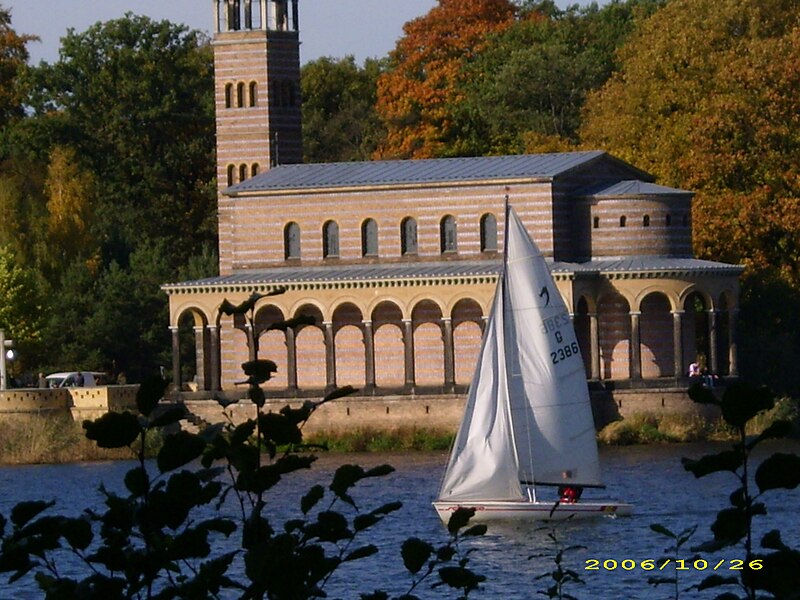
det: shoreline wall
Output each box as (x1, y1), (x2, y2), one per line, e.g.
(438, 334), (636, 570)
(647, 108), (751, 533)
(0, 385), (716, 433)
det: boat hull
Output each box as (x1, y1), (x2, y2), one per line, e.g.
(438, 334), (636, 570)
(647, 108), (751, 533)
(432, 500), (634, 523)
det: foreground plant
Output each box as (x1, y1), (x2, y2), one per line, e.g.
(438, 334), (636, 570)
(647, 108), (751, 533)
(681, 381), (800, 599)
(0, 291), (486, 599)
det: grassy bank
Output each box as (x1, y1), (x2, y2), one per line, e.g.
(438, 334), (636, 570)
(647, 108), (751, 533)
(0, 415), (160, 465)
(304, 427), (455, 453)
(597, 396), (800, 445)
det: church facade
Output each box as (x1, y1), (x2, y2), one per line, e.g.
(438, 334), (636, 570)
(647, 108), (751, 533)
(162, 0), (743, 397)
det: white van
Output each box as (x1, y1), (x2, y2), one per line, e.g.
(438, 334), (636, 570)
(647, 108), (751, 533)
(45, 372), (106, 388)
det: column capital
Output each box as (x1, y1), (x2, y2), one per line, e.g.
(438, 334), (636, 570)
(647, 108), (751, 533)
(169, 325), (179, 333)
(671, 309), (685, 316)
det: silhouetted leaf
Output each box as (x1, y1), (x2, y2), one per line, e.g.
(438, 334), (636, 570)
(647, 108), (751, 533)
(693, 574), (738, 590)
(230, 420), (256, 447)
(83, 412), (141, 448)
(219, 293), (265, 315)
(373, 501), (403, 515)
(762, 529), (788, 551)
(267, 314), (316, 332)
(11, 500), (55, 528)
(249, 385), (265, 408)
(60, 517), (93, 550)
(437, 566), (486, 590)
(462, 524), (487, 537)
(136, 375), (168, 416)
(682, 449), (743, 478)
(364, 464), (395, 478)
(344, 544), (378, 562)
(447, 507), (476, 534)
(354, 514), (380, 532)
(401, 537), (433, 574)
(124, 466), (149, 496)
(710, 507), (747, 545)
(719, 381), (774, 428)
(158, 431), (206, 473)
(242, 359), (277, 384)
(330, 464), (366, 507)
(258, 412), (302, 446)
(755, 453), (800, 493)
(301, 485), (325, 515)
(688, 382), (719, 405)
(647, 575), (676, 586)
(310, 511), (351, 543)
(747, 420), (792, 450)
(650, 523), (676, 539)
(148, 403), (189, 428)
(322, 385), (358, 403)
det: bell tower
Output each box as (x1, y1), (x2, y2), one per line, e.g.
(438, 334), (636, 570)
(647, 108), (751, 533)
(213, 0), (301, 179)
(213, 0), (302, 273)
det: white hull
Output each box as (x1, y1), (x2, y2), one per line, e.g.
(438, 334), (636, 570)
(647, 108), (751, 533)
(433, 500), (634, 523)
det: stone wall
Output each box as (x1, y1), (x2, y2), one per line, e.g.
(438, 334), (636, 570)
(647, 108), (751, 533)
(0, 386), (139, 421)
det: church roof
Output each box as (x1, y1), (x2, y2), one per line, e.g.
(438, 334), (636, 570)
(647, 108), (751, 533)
(579, 180), (693, 197)
(163, 257), (743, 292)
(225, 151), (630, 194)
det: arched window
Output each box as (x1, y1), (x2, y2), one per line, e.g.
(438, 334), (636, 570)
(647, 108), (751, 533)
(251, 163), (259, 177)
(284, 222), (300, 260)
(239, 164), (247, 182)
(593, 216), (600, 229)
(620, 215), (627, 228)
(224, 83), (233, 108)
(440, 215), (457, 253)
(226, 164), (235, 186)
(480, 213), (497, 252)
(249, 81), (257, 107)
(236, 82), (245, 108)
(665, 214), (672, 226)
(401, 217), (417, 255)
(362, 218), (378, 256)
(323, 221), (339, 258)
(643, 215), (650, 227)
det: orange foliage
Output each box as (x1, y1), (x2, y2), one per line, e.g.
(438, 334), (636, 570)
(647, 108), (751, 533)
(375, 0), (515, 159)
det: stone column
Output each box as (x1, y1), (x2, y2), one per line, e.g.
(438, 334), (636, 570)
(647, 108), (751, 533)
(589, 312), (600, 380)
(672, 310), (684, 378)
(363, 320), (375, 389)
(442, 317), (455, 391)
(170, 326), (181, 391)
(629, 311), (642, 380)
(708, 309), (719, 375)
(209, 325), (220, 391)
(728, 308), (739, 377)
(323, 322), (336, 389)
(402, 319), (415, 389)
(194, 326), (206, 390)
(245, 323), (256, 361)
(286, 326), (298, 390)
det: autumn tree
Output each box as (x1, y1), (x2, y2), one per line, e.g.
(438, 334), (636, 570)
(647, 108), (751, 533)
(0, 4), (36, 127)
(580, 0), (800, 391)
(375, 0), (515, 159)
(0, 245), (45, 373)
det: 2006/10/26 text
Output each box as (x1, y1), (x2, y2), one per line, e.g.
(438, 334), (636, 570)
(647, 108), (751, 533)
(585, 559), (763, 571)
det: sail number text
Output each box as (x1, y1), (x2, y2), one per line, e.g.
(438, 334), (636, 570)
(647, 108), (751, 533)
(550, 330), (579, 365)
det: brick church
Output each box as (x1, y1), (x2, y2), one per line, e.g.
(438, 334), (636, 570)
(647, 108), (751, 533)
(163, 0), (742, 402)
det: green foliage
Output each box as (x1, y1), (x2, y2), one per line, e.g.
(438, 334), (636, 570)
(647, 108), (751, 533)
(531, 518), (586, 600)
(301, 56), (386, 163)
(0, 294), (487, 598)
(647, 524), (700, 598)
(679, 380), (800, 599)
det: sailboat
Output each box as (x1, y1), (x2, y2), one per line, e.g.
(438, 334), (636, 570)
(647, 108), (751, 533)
(433, 205), (633, 522)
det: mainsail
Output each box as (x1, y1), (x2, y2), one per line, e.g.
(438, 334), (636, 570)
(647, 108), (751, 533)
(437, 206), (603, 502)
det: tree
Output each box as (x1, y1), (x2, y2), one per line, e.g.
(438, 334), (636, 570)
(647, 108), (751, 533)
(375, 0), (516, 159)
(451, 0), (663, 155)
(579, 0), (800, 392)
(0, 245), (45, 370)
(0, 4), (36, 127)
(301, 56), (386, 163)
(22, 14), (216, 269)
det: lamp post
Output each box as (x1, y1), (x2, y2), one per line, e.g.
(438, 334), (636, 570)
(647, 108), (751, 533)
(0, 329), (13, 391)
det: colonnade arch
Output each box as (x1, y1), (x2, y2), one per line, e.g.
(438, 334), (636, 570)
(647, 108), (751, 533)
(167, 271), (740, 393)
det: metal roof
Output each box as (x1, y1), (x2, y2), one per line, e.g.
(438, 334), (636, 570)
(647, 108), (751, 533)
(579, 180), (692, 197)
(226, 151), (609, 194)
(164, 257), (742, 290)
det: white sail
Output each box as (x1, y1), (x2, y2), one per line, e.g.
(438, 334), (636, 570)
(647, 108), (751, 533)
(437, 206), (602, 503)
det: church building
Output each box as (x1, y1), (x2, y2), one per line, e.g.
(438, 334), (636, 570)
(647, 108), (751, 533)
(162, 0), (743, 403)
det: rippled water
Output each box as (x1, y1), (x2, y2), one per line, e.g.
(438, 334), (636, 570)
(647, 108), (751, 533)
(2, 442), (799, 599)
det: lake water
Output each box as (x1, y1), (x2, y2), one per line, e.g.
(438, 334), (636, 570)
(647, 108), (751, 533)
(1, 442), (799, 599)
